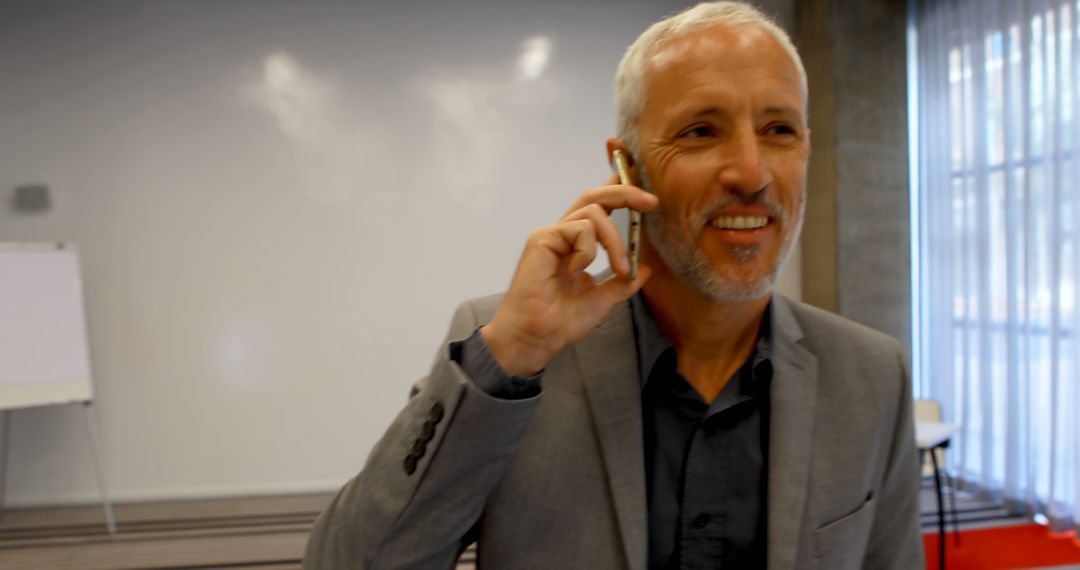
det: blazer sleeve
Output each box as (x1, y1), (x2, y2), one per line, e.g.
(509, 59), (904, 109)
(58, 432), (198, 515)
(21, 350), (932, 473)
(302, 299), (543, 569)
(862, 346), (925, 569)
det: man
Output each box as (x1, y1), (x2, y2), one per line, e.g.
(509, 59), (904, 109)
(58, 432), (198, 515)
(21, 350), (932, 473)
(304, 2), (923, 569)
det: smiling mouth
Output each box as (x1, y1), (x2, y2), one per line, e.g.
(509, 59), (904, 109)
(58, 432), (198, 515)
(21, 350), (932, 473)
(710, 215), (770, 230)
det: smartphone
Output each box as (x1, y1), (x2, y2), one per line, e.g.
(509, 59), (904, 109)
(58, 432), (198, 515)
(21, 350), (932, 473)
(612, 149), (641, 280)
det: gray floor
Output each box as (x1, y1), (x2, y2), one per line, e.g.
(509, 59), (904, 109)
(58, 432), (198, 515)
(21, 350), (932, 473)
(0, 494), (326, 569)
(0, 493), (481, 570)
(919, 479), (1027, 533)
(0, 484), (1056, 569)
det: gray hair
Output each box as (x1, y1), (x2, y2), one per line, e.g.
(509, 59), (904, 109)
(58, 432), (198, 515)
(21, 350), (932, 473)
(614, 1), (807, 153)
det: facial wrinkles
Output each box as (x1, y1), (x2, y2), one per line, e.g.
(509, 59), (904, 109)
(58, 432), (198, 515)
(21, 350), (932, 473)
(640, 27), (808, 141)
(630, 24), (808, 302)
(639, 161), (802, 302)
(640, 86), (806, 175)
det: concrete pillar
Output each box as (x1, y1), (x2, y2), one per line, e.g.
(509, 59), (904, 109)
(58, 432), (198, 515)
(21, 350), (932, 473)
(796, 0), (911, 353)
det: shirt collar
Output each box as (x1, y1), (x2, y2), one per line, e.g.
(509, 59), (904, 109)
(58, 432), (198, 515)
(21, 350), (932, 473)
(630, 292), (673, 390)
(630, 292), (773, 392)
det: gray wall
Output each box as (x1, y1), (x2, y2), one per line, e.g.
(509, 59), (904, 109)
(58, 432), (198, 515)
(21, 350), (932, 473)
(0, 0), (800, 506)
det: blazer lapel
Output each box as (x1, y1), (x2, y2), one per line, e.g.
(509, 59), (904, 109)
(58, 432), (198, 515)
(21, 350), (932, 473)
(767, 295), (819, 569)
(575, 301), (648, 570)
(572, 294), (818, 570)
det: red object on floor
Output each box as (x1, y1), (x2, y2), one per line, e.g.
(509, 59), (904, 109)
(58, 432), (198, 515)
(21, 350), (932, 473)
(923, 524), (1080, 570)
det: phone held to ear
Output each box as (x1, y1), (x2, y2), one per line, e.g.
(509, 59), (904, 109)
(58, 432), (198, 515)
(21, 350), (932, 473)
(612, 149), (642, 280)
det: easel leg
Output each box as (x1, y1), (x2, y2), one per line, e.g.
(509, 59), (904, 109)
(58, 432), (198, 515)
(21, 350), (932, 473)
(0, 410), (9, 515)
(81, 402), (117, 535)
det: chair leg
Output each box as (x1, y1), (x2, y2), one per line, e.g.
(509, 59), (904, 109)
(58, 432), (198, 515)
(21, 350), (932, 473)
(943, 465), (961, 546)
(930, 447), (946, 569)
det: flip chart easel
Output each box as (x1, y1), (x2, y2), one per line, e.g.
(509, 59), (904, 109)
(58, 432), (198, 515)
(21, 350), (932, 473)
(0, 243), (116, 534)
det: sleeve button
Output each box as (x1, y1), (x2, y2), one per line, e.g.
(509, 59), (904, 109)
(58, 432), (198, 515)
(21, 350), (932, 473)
(403, 454), (419, 475)
(420, 421), (436, 442)
(430, 402), (445, 423)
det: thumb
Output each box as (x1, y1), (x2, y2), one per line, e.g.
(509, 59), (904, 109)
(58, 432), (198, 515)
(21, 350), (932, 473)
(581, 264), (653, 315)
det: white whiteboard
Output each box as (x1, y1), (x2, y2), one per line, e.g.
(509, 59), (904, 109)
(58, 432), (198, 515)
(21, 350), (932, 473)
(0, 0), (796, 506)
(0, 244), (94, 410)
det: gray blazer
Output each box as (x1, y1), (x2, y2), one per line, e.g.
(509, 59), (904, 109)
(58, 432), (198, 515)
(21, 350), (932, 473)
(304, 294), (924, 569)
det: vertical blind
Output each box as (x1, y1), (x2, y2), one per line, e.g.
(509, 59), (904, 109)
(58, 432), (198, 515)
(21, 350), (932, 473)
(912, 0), (1080, 533)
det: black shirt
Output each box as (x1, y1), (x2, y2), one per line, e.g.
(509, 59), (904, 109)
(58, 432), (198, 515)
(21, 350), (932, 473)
(454, 294), (773, 568)
(631, 294), (773, 569)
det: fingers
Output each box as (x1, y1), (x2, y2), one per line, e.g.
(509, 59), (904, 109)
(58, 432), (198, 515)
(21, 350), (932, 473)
(554, 175), (659, 277)
(562, 203), (628, 276)
(530, 219), (597, 275)
(564, 224), (597, 275)
(567, 269), (597, 297)
(520, 176), (659, 286)
(562, 183), (658, 218)
(579, 263), (653, 317)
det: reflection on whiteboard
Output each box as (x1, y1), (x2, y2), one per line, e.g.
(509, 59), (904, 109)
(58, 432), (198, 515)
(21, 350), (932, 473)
(0, 244), (94, 410)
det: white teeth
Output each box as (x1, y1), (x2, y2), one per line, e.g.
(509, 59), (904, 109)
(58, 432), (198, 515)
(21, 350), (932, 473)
(712, 216), (769, 230)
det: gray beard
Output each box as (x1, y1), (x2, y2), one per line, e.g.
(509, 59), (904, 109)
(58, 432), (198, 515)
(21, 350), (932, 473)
(638, 163), (802, 303)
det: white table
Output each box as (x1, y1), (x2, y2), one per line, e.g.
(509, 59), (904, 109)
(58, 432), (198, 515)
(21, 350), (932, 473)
(916, 420), (959, 569)
(916, 420), (958, 450)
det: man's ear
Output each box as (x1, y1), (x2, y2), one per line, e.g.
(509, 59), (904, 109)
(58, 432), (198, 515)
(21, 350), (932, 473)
(605, 138), (642, 187)
(605, 138), (635, 169)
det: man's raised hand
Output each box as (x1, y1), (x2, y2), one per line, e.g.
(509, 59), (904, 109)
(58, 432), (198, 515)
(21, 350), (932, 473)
(480, 175), (658, 377)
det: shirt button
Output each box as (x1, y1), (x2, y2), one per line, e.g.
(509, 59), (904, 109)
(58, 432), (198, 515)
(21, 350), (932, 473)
(691, 513), (711, 529)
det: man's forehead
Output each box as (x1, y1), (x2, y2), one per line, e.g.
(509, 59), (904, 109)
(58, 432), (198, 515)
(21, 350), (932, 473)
(646, 23), (765, 68)
(643, 23), (804, 99)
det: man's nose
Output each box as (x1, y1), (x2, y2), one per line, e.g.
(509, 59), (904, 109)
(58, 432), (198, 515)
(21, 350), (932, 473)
(717, 128), (771, 195)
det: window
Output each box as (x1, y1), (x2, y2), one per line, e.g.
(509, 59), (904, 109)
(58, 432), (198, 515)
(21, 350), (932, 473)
(910, 0), (1080, 532)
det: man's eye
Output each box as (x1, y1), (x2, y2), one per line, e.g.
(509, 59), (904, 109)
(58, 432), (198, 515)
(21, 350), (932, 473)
(765, 124), (797, 136)
(680, 125), (714, 138)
